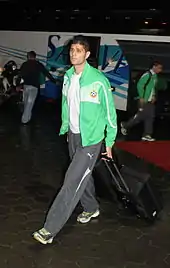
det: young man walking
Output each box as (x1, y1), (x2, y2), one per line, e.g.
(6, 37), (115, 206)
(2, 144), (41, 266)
(33, 35), (117, 245)
(121, 61), (163, 141)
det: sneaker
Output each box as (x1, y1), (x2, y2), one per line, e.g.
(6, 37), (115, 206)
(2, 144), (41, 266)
(120, 122), (127, 136)
(77, 210), (100, 224)
(33, 228), (54, 245)
(142, 135), (155, 141)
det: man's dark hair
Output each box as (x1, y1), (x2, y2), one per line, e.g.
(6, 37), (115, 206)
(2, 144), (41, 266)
(27, 51), (36, 59)
(150, 61), (162, 68)
(71, 35), (90, 52)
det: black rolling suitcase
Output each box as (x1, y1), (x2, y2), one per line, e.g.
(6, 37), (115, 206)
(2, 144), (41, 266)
(94, 155), (163, 222)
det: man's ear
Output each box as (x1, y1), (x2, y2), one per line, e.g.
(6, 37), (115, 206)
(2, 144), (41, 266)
(85, 51), (90, 60)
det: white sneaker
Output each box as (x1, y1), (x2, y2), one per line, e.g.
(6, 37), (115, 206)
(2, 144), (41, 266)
(33, 228), (53, 245)
(77, 210), (100, 224)
(142, 135), (155, 141)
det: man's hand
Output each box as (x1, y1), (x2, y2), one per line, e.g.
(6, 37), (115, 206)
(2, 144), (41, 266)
(138, 98), (145, 110)
(102, 146), (113, 160)
(151, 96), (156, 103)
(106, 146), (113, 159)
(139, 98), (145, 106)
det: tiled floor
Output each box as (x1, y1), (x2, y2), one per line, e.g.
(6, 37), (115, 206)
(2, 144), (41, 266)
(0, 98), (170, 268)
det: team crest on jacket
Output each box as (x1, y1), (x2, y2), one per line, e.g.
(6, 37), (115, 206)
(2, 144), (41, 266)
(90, 90), (97, 98)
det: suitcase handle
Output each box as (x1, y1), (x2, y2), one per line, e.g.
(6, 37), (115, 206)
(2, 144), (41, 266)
(101, 155), (130, 193)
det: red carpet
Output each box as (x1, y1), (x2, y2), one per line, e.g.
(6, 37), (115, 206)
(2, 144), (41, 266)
(116, 141), (170, 171)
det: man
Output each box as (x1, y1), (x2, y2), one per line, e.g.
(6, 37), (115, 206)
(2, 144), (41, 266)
(33, 35), (117, 245)
(121, 61), (163, 141)
(20, 51), (56, 124)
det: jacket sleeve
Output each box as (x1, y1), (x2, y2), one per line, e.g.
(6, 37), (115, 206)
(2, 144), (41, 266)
(38, 62), (56, 84)
(101, 79), (117, 147)
(137, 72), (150, 98)
(59, 77), (69, 135)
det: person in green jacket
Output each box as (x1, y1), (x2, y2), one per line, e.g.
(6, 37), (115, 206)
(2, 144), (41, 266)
(121, 61), (163, 141)
(33, 35), (117, 245)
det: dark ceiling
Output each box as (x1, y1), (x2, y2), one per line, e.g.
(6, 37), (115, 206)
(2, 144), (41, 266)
(0, 6), (169, 34)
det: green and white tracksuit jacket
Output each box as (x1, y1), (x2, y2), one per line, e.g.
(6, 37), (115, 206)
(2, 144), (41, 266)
(137, 70), (158, 102)
(59, 62), (117, 147)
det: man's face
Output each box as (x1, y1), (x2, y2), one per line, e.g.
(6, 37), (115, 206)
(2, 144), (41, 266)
(153, 64), (163, 74)
(69, 43), (90, 66)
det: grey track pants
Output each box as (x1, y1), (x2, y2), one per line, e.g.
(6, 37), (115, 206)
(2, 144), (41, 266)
(124, 102), (155, 136)
(44, 132), (102, 237)
(21, 85), (38, 124)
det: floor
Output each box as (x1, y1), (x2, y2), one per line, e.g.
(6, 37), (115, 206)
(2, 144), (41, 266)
(0, 97), (170, 268)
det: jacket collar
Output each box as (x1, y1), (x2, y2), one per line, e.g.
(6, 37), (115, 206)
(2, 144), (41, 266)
(65, 61), (90, 83)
